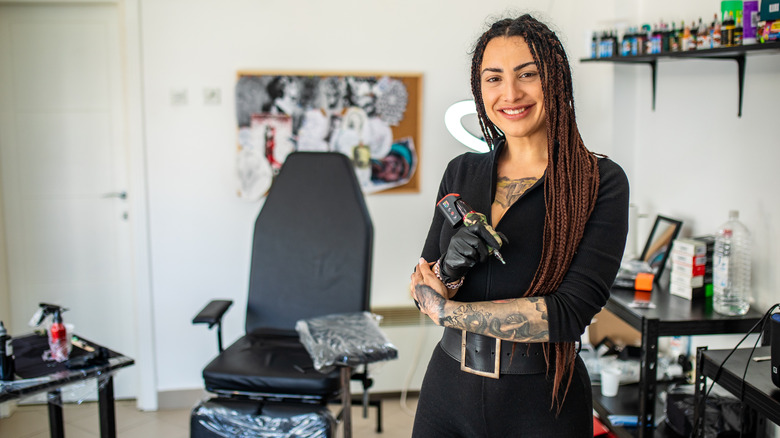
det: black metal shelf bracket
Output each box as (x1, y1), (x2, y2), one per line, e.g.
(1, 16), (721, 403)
(687, 53), (746, 117)
(650, 59), (657, 111)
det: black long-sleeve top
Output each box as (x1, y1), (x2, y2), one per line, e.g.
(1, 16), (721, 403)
(421, 142), (630, 343)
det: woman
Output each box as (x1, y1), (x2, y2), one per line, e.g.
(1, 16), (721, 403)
(410, 14), (629, 437)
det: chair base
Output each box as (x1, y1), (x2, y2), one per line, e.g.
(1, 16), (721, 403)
(190, 397), (335, 438)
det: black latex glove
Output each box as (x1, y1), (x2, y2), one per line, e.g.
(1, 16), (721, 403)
(438, 223), (507, 284)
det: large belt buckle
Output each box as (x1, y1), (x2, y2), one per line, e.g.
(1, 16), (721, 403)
(460, 330), (501, 379)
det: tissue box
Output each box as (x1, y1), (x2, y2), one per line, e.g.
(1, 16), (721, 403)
(761, 1), (780, 21)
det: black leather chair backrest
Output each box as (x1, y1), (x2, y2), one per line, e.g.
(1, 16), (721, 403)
(245, 152), (373, 334)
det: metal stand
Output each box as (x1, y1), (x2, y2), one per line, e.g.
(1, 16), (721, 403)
(98, 374), (117, 438)
(47, 389), (64, 438)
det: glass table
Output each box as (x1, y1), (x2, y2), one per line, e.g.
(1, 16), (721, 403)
(0, 332), (134, 438)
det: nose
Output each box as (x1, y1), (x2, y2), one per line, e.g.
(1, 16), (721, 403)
(502, 79), (523, 102)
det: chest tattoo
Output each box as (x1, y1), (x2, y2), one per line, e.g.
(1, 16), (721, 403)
(493, 176), (539, 209)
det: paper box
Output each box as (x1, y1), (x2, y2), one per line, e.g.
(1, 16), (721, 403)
(761, 1), (780, 21)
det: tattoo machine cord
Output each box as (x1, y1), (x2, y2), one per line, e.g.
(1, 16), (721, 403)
(694, 302), (780, 437)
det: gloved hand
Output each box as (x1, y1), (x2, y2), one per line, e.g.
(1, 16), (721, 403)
(438, 218), (506, 284)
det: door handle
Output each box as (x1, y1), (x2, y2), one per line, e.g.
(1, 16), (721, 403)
(102, 191), (127, 200)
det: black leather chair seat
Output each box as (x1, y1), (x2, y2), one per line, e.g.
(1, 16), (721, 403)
(202, 331), (341, 398)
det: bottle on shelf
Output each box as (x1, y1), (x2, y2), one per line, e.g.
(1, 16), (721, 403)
(711, 14), (722, 48)
(0, 321), (14, 381)
(591, 31), (598, 58)
(620, 28), (632, 57)
(682, 21), (693, 50)
(688, 19), (699, 50)
(642, 24), (653, 54)
(661, 21), (671, 53)
(652, 23), (663, 54)
(722, 11), (736, 47)
(669, 22), (680, 51)
(734, 16), (743, 46)
(697, 17), (711, 49)
(610, 29), (619, 57)
(712, 210), (752, 316)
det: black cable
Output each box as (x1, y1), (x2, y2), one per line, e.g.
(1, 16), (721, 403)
(737, 314), (771, 437)
(738, 305), (779, 437)
(697, 303), (780, 437)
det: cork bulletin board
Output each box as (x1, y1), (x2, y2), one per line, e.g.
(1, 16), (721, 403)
(234, 71), (422, 199)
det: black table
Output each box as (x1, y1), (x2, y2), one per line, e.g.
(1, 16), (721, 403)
(0, 332), (134, 438)
(694, 346), (780, 437)
(594, 286), (764, 437)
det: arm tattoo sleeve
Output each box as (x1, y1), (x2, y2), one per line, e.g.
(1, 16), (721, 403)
(414, 284), (447, 325)
(440, 297), (550, 342)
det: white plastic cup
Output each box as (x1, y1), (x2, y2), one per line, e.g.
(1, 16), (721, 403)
(600, 367), (621, 397)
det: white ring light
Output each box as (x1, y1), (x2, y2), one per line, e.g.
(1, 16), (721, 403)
(444, 100), (489, 153)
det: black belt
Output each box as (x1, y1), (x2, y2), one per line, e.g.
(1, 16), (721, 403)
(439, 327), (550, 378)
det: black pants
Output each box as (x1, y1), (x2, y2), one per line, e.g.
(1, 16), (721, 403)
(412, 344), (593, 437)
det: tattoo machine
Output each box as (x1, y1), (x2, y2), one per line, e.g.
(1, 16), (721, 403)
(436, 193), (505, 264)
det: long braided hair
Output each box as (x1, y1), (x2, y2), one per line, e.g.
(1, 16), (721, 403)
(470, 15), (601, 411)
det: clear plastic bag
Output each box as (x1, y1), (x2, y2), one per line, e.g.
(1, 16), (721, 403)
(295, 312), (398, 373)
(192, 399), (335, 438)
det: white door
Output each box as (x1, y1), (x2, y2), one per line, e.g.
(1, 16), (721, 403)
(0, 3), (137, 399)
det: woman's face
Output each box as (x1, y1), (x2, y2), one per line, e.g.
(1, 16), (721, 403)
(479, 36), (547, 146)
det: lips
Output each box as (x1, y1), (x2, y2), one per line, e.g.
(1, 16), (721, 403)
(500, 104), (533, 118)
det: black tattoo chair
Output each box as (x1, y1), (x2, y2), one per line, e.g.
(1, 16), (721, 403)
(190, 152), (379, 437)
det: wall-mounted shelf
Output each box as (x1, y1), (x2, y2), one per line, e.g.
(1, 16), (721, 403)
(580, 41), (780, 117)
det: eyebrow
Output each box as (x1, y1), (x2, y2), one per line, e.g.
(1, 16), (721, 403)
(481, 61), (536, 77)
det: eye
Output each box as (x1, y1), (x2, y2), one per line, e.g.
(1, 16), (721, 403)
(518, 71), (538, 80)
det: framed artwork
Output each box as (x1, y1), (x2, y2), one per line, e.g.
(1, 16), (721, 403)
(235, 71), (422, 199)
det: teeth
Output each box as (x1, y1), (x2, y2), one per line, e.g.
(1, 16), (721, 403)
(503, 108), (526, 115)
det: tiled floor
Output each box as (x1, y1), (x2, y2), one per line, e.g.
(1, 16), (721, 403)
(0, 396), (418, 437)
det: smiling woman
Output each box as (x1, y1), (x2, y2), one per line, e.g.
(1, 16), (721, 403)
(409, 14), (630, 437)
(479, 41), (547, 149)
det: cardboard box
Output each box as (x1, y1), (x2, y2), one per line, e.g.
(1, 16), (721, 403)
(671, 262), (708, 277)
(671, 238), (708, 256)
(670, 282), (711, 300)
(671, 272), (705, 288)
(588, 308), (641, 346)
(669, 250), (708, 268)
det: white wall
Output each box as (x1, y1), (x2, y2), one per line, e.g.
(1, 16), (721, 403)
(130, 0), (778, 395)
(139, 0), (622, 392)
(616, 0), (780, 312)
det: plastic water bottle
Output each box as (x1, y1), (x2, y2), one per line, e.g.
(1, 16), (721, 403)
(712, 210), (751, 315)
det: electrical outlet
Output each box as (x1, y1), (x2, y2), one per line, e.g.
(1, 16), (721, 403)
(203, 87), (221, 105)
(170, 88), (188, 106)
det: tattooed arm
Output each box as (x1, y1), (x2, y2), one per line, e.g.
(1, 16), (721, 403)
(410, 258), (549, 343)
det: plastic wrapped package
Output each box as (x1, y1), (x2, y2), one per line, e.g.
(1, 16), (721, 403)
(191, 398), (335, 438)
(295, 312), (398, 372)
(664, 384), (756, 437)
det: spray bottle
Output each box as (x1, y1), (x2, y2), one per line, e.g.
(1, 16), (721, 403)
(0, 321), (14, 380)
(31, 303), (71, 362)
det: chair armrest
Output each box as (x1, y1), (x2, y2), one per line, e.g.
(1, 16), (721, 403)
(192, 300), (233, 328)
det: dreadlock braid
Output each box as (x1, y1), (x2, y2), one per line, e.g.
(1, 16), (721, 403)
(470, 15), (600, 413)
